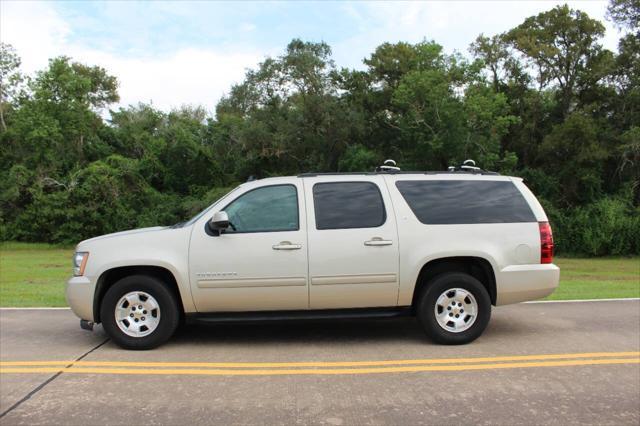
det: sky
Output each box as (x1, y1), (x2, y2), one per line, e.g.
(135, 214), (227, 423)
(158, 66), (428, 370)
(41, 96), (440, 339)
(0, 0), (624, 115)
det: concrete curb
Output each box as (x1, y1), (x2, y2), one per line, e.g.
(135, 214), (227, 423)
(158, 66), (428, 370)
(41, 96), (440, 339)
(524, 297), (639, 304)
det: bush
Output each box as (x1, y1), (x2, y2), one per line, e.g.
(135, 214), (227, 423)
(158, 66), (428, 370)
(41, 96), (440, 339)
(544, 195), (640, 256)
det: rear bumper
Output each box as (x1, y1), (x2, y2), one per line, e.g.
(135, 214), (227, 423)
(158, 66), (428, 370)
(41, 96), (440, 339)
(65, 276), (95, 321)
(496, 264), (560, 305)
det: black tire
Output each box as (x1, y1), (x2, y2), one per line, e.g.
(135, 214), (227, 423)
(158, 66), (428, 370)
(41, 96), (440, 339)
(416, 272), (491, 345)
(100, 275), (180, 350)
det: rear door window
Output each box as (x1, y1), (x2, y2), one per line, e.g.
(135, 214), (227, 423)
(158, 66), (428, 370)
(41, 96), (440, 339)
(313, 182), (386, 230)
(395, 180), (536, 224)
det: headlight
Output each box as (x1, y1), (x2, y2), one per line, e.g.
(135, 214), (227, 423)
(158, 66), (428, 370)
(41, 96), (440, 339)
(73, 252), (89, 276)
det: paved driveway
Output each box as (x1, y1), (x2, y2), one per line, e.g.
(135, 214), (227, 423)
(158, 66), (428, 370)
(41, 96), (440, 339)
(1, 300), (639, 425)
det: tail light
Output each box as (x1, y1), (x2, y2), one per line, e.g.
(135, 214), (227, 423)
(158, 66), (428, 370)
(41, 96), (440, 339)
(539, 222), (554, 264)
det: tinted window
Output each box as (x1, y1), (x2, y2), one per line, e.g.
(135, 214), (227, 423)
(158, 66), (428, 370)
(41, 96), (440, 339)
(224, 185), (299, 233)
(396, 180), (536, 224)
(313, 182), (386, 230)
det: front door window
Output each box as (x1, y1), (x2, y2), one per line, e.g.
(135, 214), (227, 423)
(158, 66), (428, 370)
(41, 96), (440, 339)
(224, 184), (299, 233)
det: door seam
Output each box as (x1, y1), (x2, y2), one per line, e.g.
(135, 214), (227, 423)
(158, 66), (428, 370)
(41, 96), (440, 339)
(301, 178), (311, 309)
(381, 175), (402, 306)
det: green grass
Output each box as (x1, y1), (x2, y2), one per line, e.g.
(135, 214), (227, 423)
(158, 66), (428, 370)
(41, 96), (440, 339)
(1, 242), (73, 307)
(547, 257), (640, 300)
(0, 242), (638, 306)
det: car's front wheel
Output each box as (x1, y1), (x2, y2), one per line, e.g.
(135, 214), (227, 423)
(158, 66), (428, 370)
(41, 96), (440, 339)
(416, 272), (491, 345)
(100, 275), (179, 350)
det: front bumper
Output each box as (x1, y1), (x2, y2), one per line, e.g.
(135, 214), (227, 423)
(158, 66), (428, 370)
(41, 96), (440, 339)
(496, 263), (560, 305)
(65, 276), (96, 321)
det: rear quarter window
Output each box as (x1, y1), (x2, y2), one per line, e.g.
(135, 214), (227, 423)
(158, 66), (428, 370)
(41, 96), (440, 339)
(395, 180), (536, 224)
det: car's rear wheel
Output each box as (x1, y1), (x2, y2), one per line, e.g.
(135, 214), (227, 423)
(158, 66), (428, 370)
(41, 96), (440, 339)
(416, 272), (491, 344)
(100, 275), (179, 350)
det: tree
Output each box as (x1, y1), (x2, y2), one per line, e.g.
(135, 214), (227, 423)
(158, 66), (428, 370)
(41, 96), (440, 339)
(217, 39), (361, 174)
(540, 112), (607, 205)
(606, 0), (640, 203)
(33, 57), (118, 109)
(611, 29), (640, 131)
(364, 42), (429, 90)
(504, 5), (611, 118)
(0, 43), (25, 131)
(618, 127), (640, 203)
(469, 34), (510, 92)
(1, 23), (638, 254)
(607, 0), (640, 32)
(360, 40), (516, 171)
(18, 57), (119, 172)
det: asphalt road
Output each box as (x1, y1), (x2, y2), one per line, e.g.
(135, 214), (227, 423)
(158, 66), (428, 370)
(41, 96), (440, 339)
(1, 299), (639, 425)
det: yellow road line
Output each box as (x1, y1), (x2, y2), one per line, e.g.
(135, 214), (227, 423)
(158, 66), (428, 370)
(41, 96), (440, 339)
(1, 351), (638, 369)
(1, 358), (638, 376)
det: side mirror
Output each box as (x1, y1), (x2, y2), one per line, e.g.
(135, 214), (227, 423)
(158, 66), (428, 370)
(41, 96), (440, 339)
(209, 211), (230, 232)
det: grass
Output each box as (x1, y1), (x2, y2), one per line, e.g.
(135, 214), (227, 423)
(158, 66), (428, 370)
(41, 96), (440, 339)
(548, 257), (640, 300)
(0, 242), (73, 307)
(0, 242), (638, 307)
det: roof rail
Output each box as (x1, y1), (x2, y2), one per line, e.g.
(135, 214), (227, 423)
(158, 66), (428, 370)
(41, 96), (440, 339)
(298, 159), (500, 177)
(297, 171), (378, 177)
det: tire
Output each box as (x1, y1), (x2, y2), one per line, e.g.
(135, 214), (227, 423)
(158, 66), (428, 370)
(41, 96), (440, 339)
(416, 272), (491, 345)
(100, 275), (180, 350)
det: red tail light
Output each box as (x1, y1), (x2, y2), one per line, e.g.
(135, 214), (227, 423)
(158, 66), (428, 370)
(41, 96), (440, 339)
(539, 222), (554, 264)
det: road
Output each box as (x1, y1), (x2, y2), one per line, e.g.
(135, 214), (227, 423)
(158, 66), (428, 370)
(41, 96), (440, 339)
(1, 299), (639, 425)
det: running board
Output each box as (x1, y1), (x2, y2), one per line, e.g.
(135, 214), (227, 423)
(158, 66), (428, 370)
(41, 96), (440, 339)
(186, 307), (412, 325)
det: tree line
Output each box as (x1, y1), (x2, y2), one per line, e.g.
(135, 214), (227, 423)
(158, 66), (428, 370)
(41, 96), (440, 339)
(1, 1), (638, 255)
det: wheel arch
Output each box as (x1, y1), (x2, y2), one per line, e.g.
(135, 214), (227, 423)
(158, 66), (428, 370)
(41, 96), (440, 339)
(94, 265), (185, 323)
(411, 256), (497, 310)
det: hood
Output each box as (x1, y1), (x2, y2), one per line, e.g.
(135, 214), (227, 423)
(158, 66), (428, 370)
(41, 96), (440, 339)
(79, 226), (167, 246)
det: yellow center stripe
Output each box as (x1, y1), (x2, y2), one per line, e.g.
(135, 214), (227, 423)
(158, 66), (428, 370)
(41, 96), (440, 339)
(0, 358), (638, 376)
(0, 352), (638, 376)
(1, 351), (638, 368)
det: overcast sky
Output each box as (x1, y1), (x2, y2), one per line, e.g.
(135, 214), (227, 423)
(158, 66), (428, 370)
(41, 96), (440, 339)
(0, 1), (623, 114)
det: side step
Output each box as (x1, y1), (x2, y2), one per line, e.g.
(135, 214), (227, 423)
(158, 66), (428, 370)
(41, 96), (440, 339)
(187, 307), (412, 325)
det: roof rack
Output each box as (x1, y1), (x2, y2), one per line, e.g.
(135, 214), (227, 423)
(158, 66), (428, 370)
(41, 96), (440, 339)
(446, 159), (499, 175)
(376, 159), (401, 172)
(298, 159), (500, 177)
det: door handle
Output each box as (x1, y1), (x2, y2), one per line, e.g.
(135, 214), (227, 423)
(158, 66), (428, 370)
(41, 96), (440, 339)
(273, 241), (302, 250)
(364, 237), (393, 246)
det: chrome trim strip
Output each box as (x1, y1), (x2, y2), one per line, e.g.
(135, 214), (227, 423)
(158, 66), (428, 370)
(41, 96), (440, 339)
(197, 277), (307, 289)
(311, 274), (397, 286)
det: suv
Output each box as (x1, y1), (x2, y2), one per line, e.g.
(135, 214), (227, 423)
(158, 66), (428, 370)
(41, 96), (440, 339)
(66, 162), (559, 349)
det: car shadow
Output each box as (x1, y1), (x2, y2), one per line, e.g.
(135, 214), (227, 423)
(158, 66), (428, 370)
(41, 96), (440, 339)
(170, 317), (430, 346)
(90, 310), (530, 350)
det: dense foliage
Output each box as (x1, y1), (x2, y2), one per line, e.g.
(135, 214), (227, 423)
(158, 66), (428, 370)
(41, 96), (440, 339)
(1, 2), (638, 255)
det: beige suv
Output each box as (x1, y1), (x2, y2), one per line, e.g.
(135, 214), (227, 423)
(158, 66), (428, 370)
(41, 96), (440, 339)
(67, 163), (559, 349)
